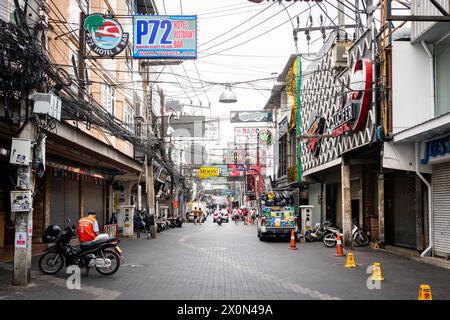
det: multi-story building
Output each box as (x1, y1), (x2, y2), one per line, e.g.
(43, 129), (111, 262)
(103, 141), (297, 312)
(386, 0), (450, 257)
(0, 0), (172, 256)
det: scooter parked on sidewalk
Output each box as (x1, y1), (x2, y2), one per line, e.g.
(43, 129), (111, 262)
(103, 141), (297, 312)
(321, 220), (370, 248)
(305, 221), (333, 242)
(39, 219), (123, 276)
(352, 220), (370, 246)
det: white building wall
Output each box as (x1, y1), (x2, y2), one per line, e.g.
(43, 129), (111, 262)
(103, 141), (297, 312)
(392, 41), (433, 133)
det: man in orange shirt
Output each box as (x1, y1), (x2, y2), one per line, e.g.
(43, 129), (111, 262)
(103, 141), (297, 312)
(77, 211), (100, 249)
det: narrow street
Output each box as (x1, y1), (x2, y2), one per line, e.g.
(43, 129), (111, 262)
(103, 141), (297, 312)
(1, 218), (449, 300)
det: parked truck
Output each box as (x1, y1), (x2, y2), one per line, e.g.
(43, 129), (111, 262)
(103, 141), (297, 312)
(257, 205), (298, 241)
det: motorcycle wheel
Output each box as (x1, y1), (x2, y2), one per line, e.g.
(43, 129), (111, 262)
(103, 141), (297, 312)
(323, 233), (337, 248)
(39, 252), (65, 275)
(95, 249), (121, 276)
(355, 231), (370, 247)
(304, 231), (315, 242)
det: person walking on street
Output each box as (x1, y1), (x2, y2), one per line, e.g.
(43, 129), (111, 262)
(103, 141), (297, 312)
(251, 208), (256, 224)
(242, 207), (248, 225)
(199, 208), (204, 223)
(193, 207), (199, 225)
(233, 207), (240, 225)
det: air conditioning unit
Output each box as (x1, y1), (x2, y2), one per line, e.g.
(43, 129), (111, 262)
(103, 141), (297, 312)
(134, 99), (144, 119)
(330, 40), (353, 71)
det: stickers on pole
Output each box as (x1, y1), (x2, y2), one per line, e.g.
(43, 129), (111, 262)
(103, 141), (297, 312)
(27, 218), (33, 237)
(15, 232), (27, 249)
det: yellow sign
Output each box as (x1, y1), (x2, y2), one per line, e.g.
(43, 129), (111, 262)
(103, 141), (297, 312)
(371, 262), (384, 281)
(345, 252), (356, 268)
(418, 285), (432, 300)
(198, 167), (219, 179)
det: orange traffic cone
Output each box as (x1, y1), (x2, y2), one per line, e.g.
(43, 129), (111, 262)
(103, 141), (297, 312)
(289, 229), (297, 250)
(335, 232), (345, 256)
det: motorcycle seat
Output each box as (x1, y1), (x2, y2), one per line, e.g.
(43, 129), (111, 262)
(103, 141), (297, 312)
(80, 237), (116, 250)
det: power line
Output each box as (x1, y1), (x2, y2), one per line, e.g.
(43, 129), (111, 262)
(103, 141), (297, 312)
(198, 4), (315, 59)
(200, 2), (296, 54)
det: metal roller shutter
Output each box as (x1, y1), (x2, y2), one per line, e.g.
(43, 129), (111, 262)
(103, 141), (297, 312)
(83, 182), (104, 229)
(50, 176), (65, 228)
(64, 178), (80, 225)
(391, 173), (417, 249)
(432, 163), (450, 256)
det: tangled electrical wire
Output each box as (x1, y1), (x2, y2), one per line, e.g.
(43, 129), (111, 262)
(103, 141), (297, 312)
(0, 5), (185, 186)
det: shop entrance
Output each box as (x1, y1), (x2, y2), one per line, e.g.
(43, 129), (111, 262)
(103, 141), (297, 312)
(325, 183), (338, 225)
(385, 172), (417, 249)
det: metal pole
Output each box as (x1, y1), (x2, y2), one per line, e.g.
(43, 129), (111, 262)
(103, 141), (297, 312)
(296, 54), (302, 183)
(338, 0), (346, 39)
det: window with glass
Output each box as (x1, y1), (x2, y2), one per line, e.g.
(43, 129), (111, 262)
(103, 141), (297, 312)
(278, 134), (287, 178)
(103, 84), (115, 116)
(124, 103), (135, 133)
(436, 34), (450, 116)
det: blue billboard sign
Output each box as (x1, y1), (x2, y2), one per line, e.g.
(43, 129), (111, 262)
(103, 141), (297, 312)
(133, 15), (197, 59)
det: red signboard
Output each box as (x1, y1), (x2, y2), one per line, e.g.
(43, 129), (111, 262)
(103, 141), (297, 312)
(332, 59), (373, 137)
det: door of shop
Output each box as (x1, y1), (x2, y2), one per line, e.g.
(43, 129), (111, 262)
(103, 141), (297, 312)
(432, 162), (450, 256)
(385, 172), (417, 249)
(49, 175), (80, 228)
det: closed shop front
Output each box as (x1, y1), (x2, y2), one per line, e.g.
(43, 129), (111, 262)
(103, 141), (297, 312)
(385, 172), (417, 249)
(49, 175), (80, 228)
(432, 162), (450, 257)
(83, 181), (105, 229)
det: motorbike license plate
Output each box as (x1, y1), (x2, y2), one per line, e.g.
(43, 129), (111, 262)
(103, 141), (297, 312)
(116, 246), (122, 254)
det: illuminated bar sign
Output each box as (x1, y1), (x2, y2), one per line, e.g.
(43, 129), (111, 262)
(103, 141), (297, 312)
(133, 15), (197, 59)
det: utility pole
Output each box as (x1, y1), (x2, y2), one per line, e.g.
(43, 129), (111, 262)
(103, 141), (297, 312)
(12, 0), (42, 286)
(78, 11), (86, 100)
(144, 66), (156, 239)
(145, 155), (157, 239)
(338, 0), (346, 39)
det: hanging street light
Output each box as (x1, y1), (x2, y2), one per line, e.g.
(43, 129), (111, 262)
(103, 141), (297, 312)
(219, 84), (237, 103)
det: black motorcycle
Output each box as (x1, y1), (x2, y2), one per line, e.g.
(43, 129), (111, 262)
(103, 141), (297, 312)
(39, 219), (123, 276)
(305, 221), (334, 242)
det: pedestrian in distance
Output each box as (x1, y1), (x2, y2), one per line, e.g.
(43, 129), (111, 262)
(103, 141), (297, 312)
(251, 208), (257, 225)
(199, 208), (204, 223)
(193, 207), (199, 225)
(233, 207), (240, 225)
(242, 207), (248, 225)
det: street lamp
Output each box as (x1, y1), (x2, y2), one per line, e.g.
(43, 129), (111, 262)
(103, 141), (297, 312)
(219, 85), (237, 103)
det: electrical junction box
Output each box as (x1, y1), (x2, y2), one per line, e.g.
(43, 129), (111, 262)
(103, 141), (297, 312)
(10, 190), (32, 212)
(122, 205), (135, 237)
(10, 138), (32, 165)
(117, 205), (135, 236)
(30, 92), (62, 121)
(300, 205), (314, 237)
(331, 40), (353, 71)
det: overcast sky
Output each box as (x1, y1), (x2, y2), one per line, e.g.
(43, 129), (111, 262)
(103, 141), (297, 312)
(152, 1), (403, 166)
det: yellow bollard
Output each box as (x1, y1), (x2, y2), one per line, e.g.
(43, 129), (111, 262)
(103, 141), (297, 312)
(345, 252), (356, 268)
(418, 285), (432, 300)
(371, 262), (384, 281)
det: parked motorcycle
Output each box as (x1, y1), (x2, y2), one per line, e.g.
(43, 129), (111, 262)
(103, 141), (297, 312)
(322, 225), (342, 248)
(321, 220), (370, 248)
(352, 221), (370, 246)
(305, 221), (333, 242)
(39, 219), (123, 276)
